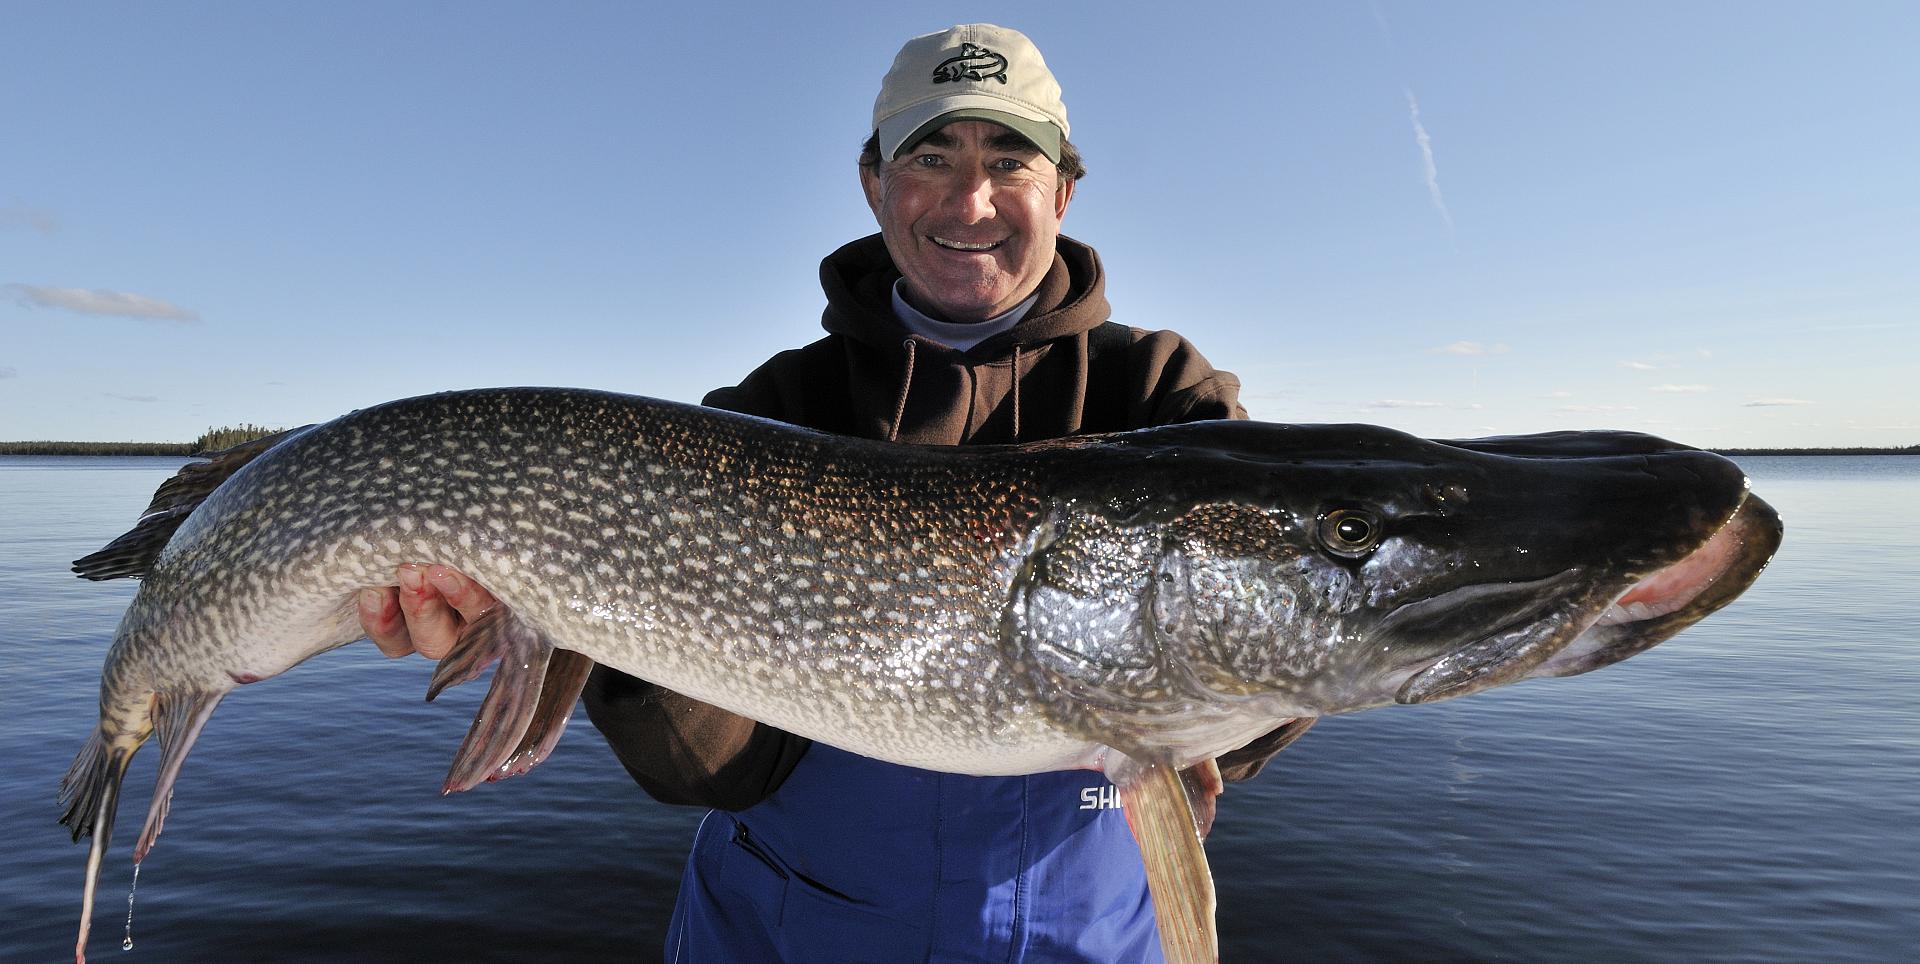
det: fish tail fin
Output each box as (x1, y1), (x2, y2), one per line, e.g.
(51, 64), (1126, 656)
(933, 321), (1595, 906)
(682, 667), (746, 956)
(429, 606), (587, 793)
(1112, 757), (1219, 964)
(60, 728), (141, 964)
(71, 424), (311, 581)
(133, 690), (226, 861)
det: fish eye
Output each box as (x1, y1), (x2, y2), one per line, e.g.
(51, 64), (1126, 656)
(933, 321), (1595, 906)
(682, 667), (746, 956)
(1317, 509), (1382, 557)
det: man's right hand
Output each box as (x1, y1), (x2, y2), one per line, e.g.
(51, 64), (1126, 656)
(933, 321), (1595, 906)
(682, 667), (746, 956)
(357, 563), (499, 661)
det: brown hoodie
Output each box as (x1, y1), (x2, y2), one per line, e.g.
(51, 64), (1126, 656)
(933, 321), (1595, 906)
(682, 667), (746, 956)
(581, 234), (1311, 810)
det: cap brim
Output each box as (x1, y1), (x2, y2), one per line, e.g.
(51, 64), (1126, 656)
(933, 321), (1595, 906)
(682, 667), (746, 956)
(878, 101), (1062, 163)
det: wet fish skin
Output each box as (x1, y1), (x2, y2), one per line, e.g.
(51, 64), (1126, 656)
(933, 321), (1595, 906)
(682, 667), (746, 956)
(61, 387), (1782, 963)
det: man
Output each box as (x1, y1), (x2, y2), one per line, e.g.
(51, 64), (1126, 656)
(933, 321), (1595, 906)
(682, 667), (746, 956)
(360, 23), (1310, 962)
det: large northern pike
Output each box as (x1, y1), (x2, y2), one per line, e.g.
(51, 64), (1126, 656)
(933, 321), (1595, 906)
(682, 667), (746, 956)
(63, 387), (1781, 962)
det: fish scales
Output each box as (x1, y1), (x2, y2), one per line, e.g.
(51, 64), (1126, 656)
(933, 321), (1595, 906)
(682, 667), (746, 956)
(116, 387), (1094, 772)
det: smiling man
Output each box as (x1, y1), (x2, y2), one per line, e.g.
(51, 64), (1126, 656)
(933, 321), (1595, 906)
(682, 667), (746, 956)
(359, 23), (1311, 962)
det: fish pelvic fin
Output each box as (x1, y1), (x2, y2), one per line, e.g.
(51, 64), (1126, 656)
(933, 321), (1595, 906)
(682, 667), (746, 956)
(433, 606), (577, 793)
(60, 728), (141, 964)
(71, 425), (311, 581)
(134, 690), (226, 862)
(1113, 757), (1220, 964)
(493, 648), (594, 782)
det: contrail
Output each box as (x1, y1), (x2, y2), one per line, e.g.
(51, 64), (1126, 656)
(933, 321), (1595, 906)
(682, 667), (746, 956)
(1404, 88), (1455, 239)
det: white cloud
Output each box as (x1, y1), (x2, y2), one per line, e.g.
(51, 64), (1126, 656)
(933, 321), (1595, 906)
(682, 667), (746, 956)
(0, 366), (17, 379)
(1368, 399), (1445, 409)
(1542, 390), (1574, 398)
(1404, 89), (1456, 241)
(1650, 384), (1710, 394)
(1431, 340), (1509, 356)
(1556, 404), (1640, 413)
(1744, 398), (1814, 407)
(1620, 360), (1658, 371)
(103, 392), (159, 403)
(6, 283), (199, 322)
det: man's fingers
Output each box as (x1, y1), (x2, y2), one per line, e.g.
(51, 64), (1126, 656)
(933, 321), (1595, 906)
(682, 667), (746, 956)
(359, 587), (415, 658)
(425, 565), (499, 624)
(397, 564), (465, 661)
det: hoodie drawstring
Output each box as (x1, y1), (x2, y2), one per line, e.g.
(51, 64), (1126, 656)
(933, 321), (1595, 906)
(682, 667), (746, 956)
(1010, 344), (1023, 442)
(887, 338), (917, 443)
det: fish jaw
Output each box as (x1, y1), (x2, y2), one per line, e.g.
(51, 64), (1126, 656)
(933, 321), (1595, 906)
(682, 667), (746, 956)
(1394, 486), (1783, 704)
(1527, 491), (1783, 680)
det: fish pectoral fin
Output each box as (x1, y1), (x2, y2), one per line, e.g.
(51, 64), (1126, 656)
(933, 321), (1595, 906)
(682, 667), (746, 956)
(135, 690), (226, 861)
(1178, 758), (1224, 841)
(492, 648), (595, 782)
(1115, 759), (1219, 964)
(436, 606), (558, 793)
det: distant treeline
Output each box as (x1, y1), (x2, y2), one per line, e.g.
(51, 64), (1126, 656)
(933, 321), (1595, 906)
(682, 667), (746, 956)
(1714, 445), (1920, 456)
(0, 424), (287, 457)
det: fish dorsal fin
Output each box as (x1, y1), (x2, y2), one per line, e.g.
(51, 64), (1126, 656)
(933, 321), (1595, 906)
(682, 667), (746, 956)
(71, 426), (310, 581)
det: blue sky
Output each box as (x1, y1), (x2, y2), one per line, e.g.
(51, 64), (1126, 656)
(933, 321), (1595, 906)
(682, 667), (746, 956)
(3, 2), (1914, 448)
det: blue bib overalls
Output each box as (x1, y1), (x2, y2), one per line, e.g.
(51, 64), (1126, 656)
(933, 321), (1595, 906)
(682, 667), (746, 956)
(663, 742), (1164, 963)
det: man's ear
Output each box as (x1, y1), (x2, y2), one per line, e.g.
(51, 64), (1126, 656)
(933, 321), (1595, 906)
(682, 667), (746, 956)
(1054, 175), (1076, 220)
(861, 162), (884, 215)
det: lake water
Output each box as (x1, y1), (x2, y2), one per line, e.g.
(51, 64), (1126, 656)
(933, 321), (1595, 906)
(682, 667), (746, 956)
(2, 454), (1916, 962)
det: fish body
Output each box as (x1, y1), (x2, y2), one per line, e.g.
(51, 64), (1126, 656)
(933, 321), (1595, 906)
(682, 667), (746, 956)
(62, 387), (1782, 962)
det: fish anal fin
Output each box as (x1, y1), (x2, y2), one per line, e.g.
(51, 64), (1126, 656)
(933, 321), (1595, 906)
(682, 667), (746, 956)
(437, 606), (555, 794)
(492, 648), (593, 782)
(71, 424), (312, 581)
(1116, 760), (1219, 964)
(134, 690), (226, 861)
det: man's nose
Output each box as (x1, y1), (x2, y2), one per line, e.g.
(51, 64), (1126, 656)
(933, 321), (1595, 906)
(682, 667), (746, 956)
(942, 169), (996, 222)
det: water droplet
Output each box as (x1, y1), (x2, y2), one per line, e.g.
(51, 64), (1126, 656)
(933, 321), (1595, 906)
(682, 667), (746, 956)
(122, 861), (141, 951)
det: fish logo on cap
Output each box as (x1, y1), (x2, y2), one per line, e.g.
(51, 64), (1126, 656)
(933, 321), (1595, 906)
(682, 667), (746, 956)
(932, 43), (1008, 85)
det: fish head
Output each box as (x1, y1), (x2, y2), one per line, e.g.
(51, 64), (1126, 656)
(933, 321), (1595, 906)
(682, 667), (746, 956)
(1013, 423), (1781, 760)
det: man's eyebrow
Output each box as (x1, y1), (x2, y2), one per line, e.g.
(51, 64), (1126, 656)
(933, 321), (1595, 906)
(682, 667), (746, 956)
(985, 131), (1042, 154)
(907, 129), (960, 151)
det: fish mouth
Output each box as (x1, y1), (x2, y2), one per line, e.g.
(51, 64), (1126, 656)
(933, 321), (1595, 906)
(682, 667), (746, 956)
(1529, 492), (1782, 679)
(1392, 490), (1783, 704)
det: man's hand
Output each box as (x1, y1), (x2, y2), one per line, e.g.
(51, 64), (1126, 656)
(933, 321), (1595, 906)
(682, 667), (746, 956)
(357, 564), (498, 660)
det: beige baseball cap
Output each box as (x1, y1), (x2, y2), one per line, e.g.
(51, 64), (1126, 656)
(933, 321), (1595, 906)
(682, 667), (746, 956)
(872, 24), (1069, 163)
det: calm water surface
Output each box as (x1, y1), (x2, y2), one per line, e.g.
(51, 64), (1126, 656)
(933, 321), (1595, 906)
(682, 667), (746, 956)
(2, 454), (1915, 962)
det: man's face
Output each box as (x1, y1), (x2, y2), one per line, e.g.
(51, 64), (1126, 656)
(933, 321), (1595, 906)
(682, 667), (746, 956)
(861, 120), (1074, 323)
